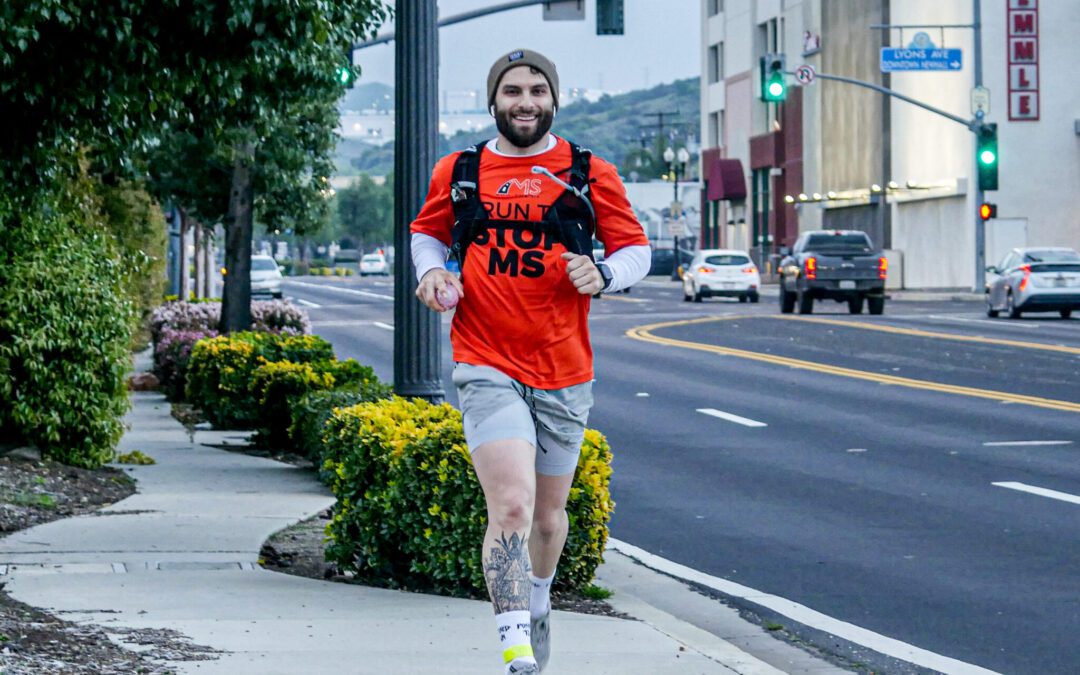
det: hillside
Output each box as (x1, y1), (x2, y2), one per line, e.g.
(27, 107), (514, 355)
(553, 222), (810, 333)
(335, 77), (700, 177)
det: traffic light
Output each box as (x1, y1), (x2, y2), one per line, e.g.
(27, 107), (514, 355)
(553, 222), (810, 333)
(596, 0), (624, 35)
(336, 53), (357, 89)
(759, 53), (787, 102)
(979, 202), (997, 221)
(976, 122), (998, 191)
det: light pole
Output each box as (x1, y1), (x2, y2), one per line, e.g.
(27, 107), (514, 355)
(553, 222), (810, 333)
(664, 146), (690, 280)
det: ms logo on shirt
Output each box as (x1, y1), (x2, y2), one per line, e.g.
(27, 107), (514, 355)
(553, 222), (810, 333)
(496, 178), (542, 197)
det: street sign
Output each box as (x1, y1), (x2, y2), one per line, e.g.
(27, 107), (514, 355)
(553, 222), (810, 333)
(668, 220), (685, 237)
(971, 86), (991, 117)
(795, 64), (816, 85)
(880, 48), (963, 72)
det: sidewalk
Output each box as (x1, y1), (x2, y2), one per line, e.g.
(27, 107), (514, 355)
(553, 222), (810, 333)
(0, 357), (843, 674)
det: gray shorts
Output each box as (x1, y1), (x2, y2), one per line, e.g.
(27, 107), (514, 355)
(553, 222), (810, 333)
(451, 363), (594, 476)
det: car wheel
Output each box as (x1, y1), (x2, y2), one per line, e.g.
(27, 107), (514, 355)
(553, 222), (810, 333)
(682, 280), (693, 302)
(1061, 309), (1073, 319)
(797, 289), (813, 314)
(986, 305), (999, 318)
(272, 292), (283, 300)
(749, 292), (760, 303)
(867, 296), (885, 315)
(779, 281), (795, 314)
(738, 295), (748, 303)
(1006, 291), (1022, 319)
(848, 296), (864, 314)
(621, 287), (631, 294)
(693, 287), (704, 303)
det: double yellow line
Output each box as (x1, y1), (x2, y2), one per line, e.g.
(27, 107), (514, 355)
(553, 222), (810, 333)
(626, 316), (1080, 413)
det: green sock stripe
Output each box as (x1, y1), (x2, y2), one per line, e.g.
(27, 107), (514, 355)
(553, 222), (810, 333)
(503, 644), (534, 664)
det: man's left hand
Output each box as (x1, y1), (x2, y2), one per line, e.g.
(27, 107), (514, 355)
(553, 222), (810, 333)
(561, 252), (603, 295)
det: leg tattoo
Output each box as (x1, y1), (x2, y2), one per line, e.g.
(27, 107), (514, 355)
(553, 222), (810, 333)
(484, 531), (532, 614)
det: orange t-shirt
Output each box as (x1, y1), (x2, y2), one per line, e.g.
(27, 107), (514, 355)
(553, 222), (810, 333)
(410, 136), (647, 389)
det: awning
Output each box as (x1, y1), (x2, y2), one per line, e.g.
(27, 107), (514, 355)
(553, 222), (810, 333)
(702, 149), (747, 202)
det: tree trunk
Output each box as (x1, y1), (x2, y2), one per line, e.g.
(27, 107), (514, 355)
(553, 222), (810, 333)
(220, 141), (255, 334)
(178, 208), (190, 301)
(204, 226), (215, 299)
(192, 222), (203, 299)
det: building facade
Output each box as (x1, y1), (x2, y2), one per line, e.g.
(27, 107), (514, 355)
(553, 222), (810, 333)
(700, 0), (1079, 289)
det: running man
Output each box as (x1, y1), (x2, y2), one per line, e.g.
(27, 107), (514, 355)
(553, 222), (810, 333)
(410, 49), (651, 674)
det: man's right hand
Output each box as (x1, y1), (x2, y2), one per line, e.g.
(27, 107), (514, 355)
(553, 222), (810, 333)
(416, 268), (465, 312)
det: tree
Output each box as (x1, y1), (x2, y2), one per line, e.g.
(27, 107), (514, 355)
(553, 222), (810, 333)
(336, 174), (394, 250)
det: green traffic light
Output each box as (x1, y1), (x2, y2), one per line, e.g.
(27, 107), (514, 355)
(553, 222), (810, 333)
(979, 149), (997, 165)
(768, 81), (785, 97)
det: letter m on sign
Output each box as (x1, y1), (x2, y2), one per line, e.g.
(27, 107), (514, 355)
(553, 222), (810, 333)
(1011, 39), (1036, 62)
(1012, 12), (1035, 34)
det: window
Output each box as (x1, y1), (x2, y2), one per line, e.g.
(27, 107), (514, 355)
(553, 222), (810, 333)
(251, 257), (278, 271)
(704, 254), (751, 266)
(709, 112), (722, 147)
(805, 233), (874, 253)
(708, 45), (722, 84)
(708, 0), (724, 16)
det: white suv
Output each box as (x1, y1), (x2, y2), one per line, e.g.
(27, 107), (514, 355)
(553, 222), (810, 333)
(682, 249), (760, 303)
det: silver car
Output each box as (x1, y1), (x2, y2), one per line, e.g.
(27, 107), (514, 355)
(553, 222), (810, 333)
(250, 254), (284, 299)
(986, 247), (1080, 319)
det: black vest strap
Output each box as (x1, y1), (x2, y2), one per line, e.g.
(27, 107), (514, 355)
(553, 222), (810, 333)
(449, 140), (596, 267)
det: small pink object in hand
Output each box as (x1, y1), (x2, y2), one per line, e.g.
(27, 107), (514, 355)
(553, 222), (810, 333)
(436, 285), (460, 310)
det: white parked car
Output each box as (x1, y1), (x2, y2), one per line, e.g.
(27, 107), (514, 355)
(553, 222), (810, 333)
(986, 247), (1080, 319)
(360, 253), (390, 276)
(250, 254), (283, 299)
(682, 249), (760, 303)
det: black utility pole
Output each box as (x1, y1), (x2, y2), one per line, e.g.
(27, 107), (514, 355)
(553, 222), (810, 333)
(393, 0), (443, 401)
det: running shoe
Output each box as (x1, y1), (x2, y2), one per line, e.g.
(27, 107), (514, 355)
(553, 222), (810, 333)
(531, 608), (551, 672)
(507, 659), (540, 674)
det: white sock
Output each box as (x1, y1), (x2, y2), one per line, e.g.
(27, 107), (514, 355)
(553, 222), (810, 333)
(530, 572), (555, 619)
(496, 609), (535, 672)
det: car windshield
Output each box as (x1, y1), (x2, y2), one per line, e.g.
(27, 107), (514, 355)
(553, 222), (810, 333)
(251, 257), (278, 271)
(805, 234), (873, 253)
(1023, 250), (1080, 263)
(362, 255), (383, 262)
(703, 254), (751, 266)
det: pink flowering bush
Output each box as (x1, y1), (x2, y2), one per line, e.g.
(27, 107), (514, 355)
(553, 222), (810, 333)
(153, 327), (218, 400)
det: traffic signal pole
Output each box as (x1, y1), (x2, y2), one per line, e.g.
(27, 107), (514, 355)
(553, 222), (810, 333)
(973, 0), (986, 292)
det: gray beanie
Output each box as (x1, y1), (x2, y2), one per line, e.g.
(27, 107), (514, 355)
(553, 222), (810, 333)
(487, 49), (560, 110)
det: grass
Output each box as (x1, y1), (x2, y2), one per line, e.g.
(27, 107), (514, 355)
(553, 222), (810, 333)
(1, 490), (57, 509)
(580, 584), (614, 600)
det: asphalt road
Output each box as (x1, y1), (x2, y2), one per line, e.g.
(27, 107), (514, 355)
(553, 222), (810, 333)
(283, 275), (1080, 674)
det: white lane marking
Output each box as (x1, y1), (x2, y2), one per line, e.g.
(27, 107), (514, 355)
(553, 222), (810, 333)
(373, 322), (395, 331)
(607, 538), (1000, 675)
(847, 448), (868, 453)
(922, 314), (1040, 329)
(636, 392), (650, 397)
(983, 440), (1073, 447)
(697, 408), (767, 428)
(992, 482), (1080, 506)
(286, 280), (393, 301)
(293, 298), (321, 308)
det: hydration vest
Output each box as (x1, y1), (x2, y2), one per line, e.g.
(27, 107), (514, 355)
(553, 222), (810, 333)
(448, 140), (597, 269)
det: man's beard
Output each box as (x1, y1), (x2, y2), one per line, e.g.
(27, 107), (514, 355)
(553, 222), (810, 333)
(494, 106), (554, 148)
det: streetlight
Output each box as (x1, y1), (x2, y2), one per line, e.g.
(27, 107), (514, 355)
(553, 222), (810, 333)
(664, 146), (691, 280)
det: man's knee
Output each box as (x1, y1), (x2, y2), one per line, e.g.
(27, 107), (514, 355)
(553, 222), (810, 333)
(531, 505), (567, 539)
(487, 485), (534, 531)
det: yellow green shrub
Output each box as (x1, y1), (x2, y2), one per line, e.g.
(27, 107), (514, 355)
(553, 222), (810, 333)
(322, 397), (614, 597)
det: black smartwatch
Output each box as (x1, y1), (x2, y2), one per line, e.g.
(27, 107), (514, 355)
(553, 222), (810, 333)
(597, 262), (614, 292)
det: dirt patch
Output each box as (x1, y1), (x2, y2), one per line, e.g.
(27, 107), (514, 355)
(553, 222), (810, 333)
(260, 511), (631, 619)
(0, 454), (216, 673)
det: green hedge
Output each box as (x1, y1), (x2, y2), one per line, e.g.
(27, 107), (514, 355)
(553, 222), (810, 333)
(322, 397), (615, 597)
(0, 178), (135, 468)
(288, 386), (393, 464)
(185, 332), (334, 428)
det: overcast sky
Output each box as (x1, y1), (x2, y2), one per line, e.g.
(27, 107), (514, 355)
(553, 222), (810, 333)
(354, 0), (701, 94)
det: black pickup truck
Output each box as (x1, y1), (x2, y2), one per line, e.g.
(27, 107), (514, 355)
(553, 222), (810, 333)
(778, 230), (887, 315)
